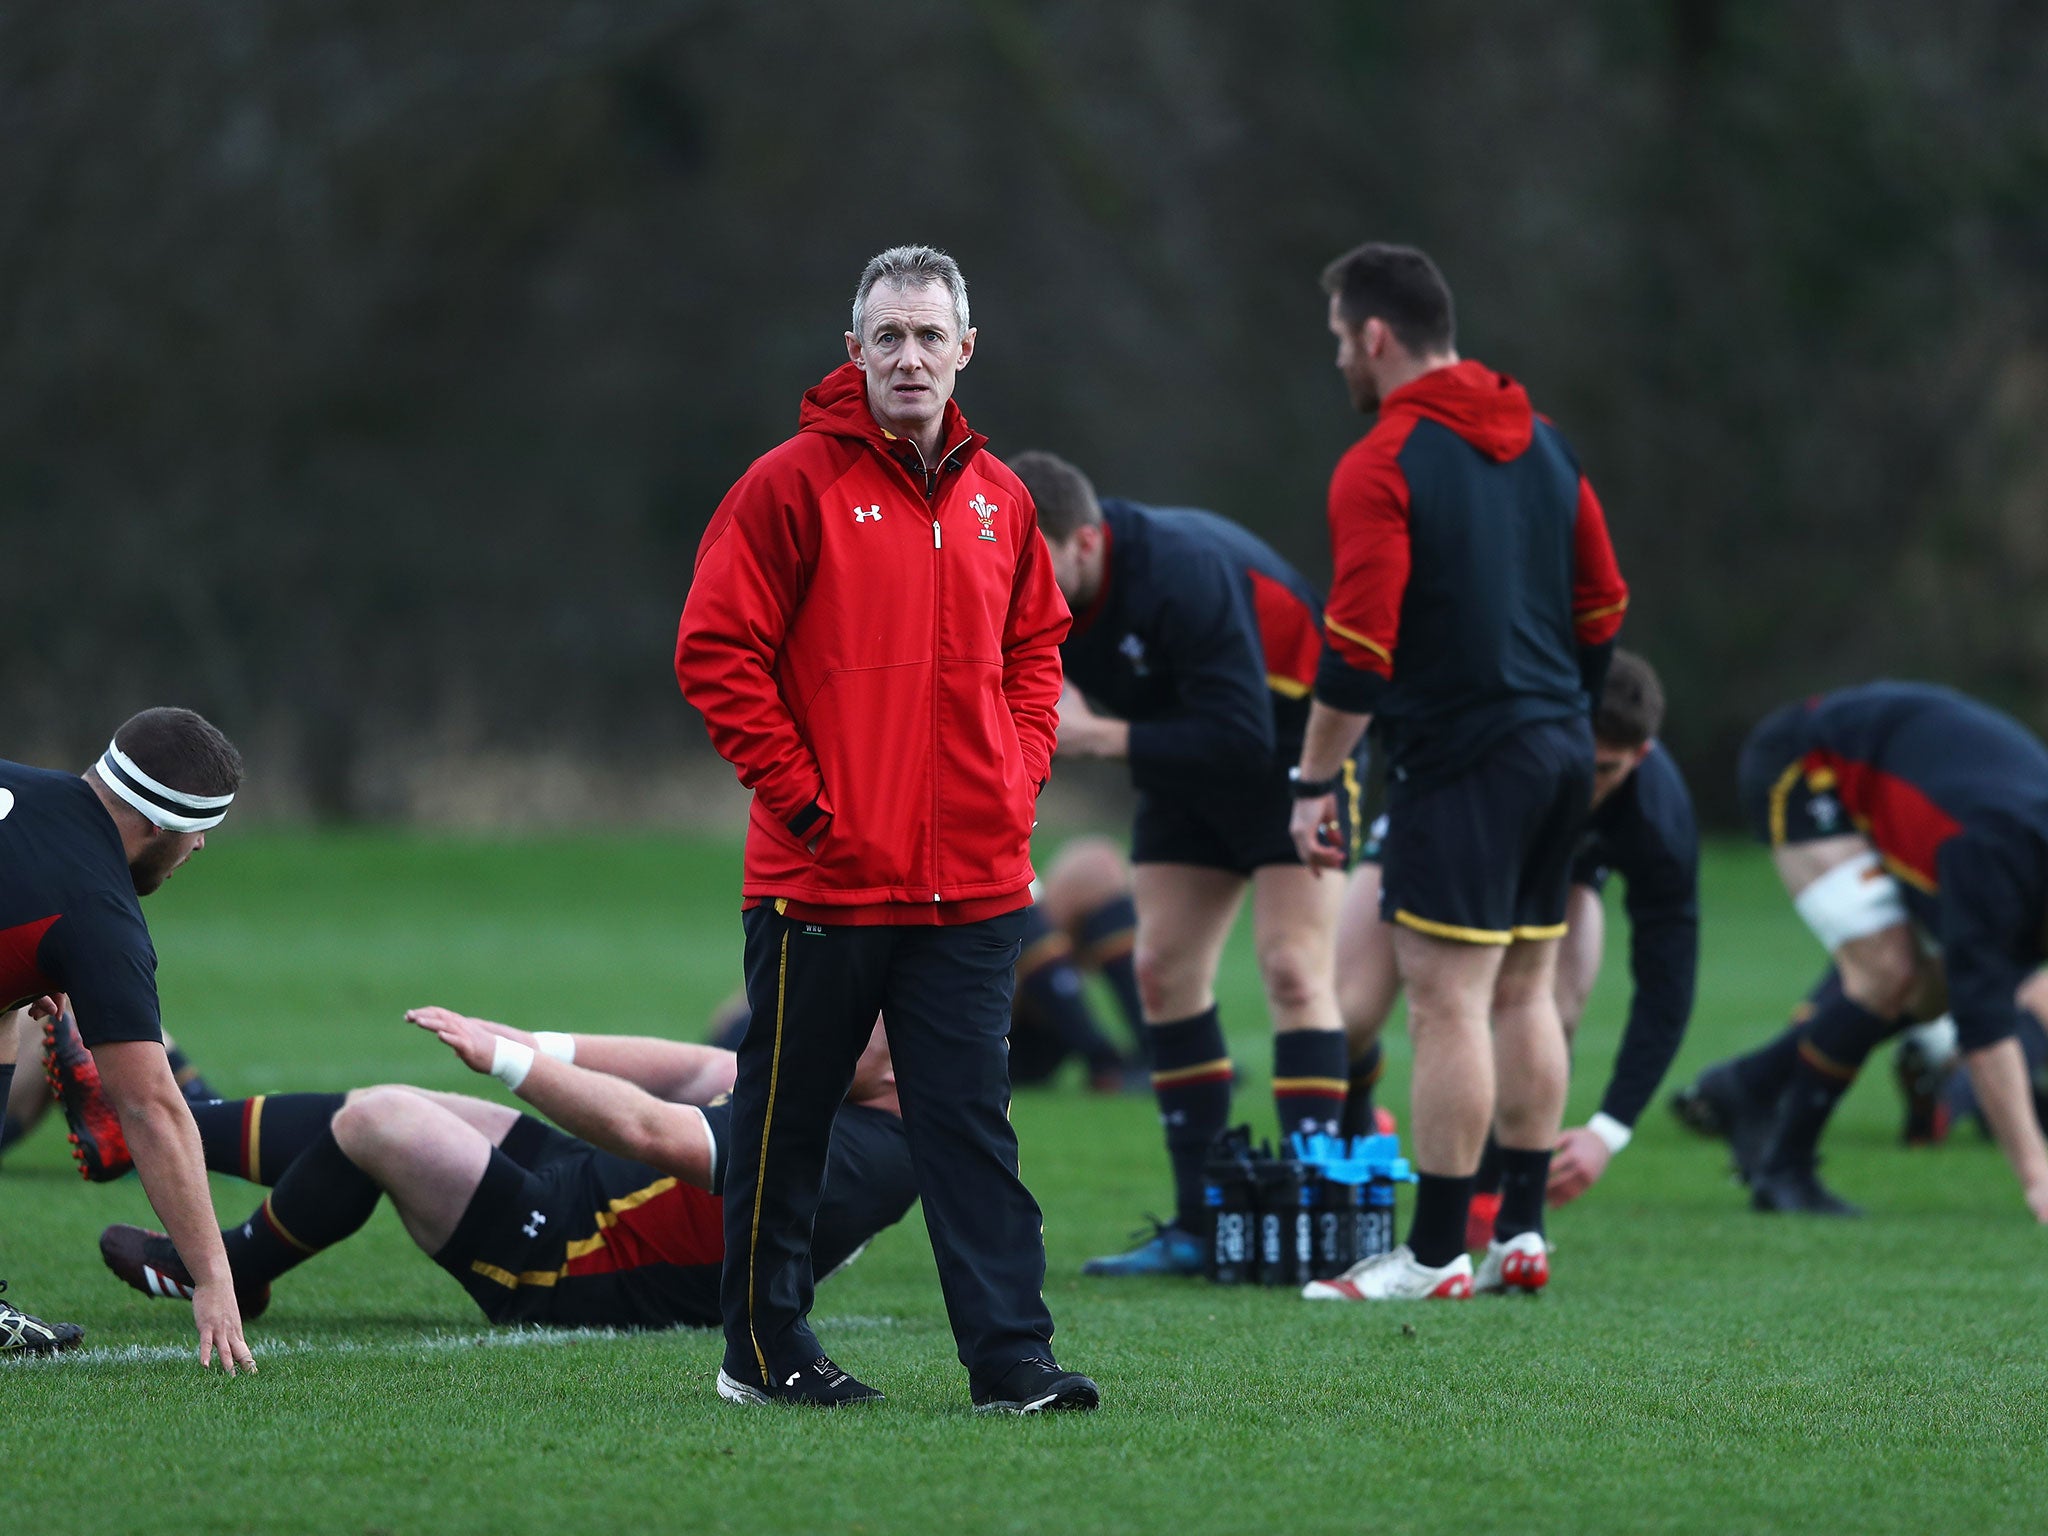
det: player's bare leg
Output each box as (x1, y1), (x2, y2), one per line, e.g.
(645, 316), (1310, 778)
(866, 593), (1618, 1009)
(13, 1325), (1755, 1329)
(1746, 835), (1921, 1214)
(1042, 838), (1144, 1052)
(330, 1088), (496, 1254)
(2, 1016), (52, 1154)
(1476, 934), (1569, 1293)
(1252, 864), (1350, 1139)
(1082, 864), (1244, 1276)
(0, 1008), (81, 1353)
(1334, 861), (1403, 1135)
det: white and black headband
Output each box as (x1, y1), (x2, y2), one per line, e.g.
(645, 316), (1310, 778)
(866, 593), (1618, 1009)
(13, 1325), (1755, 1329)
(96, 741), (235, 834)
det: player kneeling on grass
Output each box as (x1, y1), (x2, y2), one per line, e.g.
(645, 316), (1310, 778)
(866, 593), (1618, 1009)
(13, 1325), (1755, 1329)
(1673, 683), (2048, 1220)
(1337, 651), (1698, 1252)
(99, 1011), (915, 1341)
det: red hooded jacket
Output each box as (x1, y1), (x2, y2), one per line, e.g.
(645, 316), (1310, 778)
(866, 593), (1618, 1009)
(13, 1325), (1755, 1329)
(676, 363), (1069, 921)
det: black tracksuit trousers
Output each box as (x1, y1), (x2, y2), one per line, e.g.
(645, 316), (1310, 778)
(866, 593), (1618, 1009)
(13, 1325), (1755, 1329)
(720, 902), (1053, 1390)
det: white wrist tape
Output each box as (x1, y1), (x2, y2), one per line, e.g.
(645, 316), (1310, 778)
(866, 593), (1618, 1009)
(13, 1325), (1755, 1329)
(1587, 1112), (1633, 1155)
(695, 1105), (718, 1180)
(1793, 851), (1908, 954)
(533, 1031), (576, 1063)
(489, 1038), (536, 1091)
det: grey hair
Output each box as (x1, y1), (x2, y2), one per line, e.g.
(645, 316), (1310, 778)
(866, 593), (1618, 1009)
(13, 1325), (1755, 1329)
(850, 245), (971, 341)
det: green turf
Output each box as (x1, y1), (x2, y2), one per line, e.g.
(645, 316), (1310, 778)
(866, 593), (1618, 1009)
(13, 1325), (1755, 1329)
(3, 833), (2044, 1535)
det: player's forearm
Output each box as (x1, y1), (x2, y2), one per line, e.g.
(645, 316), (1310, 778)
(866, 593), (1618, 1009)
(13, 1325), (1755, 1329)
(1963, 1036), (2048, 1213)
(510, 1057), (713, 1188)
(469, 1017), (734, 1103)
(1297, 701), (1370, 780)
(103, 1058), (236, 1286)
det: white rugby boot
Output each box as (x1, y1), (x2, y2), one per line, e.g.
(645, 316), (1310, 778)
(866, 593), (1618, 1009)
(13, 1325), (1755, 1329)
(1300, 1244), (1473, 1301)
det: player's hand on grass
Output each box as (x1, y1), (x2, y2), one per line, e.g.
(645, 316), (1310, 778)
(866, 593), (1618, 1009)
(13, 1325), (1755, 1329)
(407, 1006), (499, 1073)
(1547, 1126), (1612, 1206)
(191, 1280), (256, 1376)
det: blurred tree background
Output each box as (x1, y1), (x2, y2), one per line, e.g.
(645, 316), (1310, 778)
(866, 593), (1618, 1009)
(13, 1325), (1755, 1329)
(3, 0), (2044, 825)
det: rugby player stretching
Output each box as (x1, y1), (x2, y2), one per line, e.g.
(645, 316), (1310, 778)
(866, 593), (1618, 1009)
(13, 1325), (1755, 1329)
(1015, 450), (1356, 1277)
(1, 709), (254, 1368)
(101, 1013), (916, 1331)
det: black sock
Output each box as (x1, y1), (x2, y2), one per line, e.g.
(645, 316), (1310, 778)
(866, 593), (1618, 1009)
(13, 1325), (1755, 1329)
(1407, 1172), (1476, 1269)
(1339, 1041), (1385, 1138)
(1733, 970), (1842, 1100)
(164, 1041), (215, 1103)
(191, 1093), (348, 1183)
(0, 1061), (15, 1151)
(1494, 1146), (1552, 1240)
(1758, 992), (1889, 1172)
(1017, 913), (1125, 1074)
(1148, 1008), (1233, 1233)
(223, 1126), (384, 1283)
(1473, 1132), (1504, 1196)
(1077, 895), (1145, 1058)
(1273, 1030), (1347, 1142)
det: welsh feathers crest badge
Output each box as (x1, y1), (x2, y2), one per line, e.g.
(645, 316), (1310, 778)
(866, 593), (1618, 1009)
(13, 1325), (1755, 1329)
(970, 493), (999, 541)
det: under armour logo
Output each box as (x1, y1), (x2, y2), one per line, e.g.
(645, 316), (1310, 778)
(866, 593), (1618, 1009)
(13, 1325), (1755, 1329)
(522, 1210), (547, 1238)
(853, 505), (882, 523)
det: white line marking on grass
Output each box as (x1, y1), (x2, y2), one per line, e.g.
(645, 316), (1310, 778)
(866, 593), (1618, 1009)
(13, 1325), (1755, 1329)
(4, 1315), (896, 1370)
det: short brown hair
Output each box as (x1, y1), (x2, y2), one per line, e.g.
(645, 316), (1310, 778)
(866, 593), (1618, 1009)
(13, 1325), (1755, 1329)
(1594, 650), (1665, 748)
(114, 707), (244, 798)
(1320, 242), (1456, 354)
(1010, 450), (1101, 543)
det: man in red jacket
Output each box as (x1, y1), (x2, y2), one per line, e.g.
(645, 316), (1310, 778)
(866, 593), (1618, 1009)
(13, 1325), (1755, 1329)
(1290, 243), (1628, 1303)
(676, 245), (1097, 1413)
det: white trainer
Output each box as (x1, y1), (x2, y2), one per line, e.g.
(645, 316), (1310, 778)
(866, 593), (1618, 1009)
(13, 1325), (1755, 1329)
(1300, 1244), (1473, 1301)
(1472, 1231), (1550, 1295)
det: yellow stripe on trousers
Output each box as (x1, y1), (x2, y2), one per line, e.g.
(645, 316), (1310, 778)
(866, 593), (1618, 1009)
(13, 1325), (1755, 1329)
(746, 930), (791, 1384)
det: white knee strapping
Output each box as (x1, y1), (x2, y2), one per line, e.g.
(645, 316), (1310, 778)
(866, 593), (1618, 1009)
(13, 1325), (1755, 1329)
(1792, 851), (1908, 953)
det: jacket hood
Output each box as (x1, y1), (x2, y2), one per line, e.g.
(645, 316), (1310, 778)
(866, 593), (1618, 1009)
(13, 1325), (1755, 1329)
(1380, 359), (1533, 462)
(798, 361), (977, 456)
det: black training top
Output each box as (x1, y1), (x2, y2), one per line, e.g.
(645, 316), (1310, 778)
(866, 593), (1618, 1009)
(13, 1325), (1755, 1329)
(1061, 498), (1326, 798)
(1772, 681), (2048, 1051)
(0, 760), (161, 1047)
(1574, 743), (1700, 1127)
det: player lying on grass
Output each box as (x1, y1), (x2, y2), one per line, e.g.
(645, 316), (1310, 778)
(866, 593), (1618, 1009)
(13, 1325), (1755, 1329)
(1338, 651), (1698, 1253)
(96, 1009), (915, 1333)
(1672, 682), (2048, 1220)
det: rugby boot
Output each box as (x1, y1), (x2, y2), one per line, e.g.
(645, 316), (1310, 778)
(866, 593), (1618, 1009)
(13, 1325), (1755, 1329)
(0, 1281), (84, 1356)
(1301, 1245), (1473, 1301)
(1749, 1162), (1864, 1217)
(716, 1353), (882, 1407)
(98, 1225), (272, 1320)
(1669, 1061), (1775, 1183)
(1472, 1231), (1551, 1296)
(972, 1356), (1100, 1414)
(1080, 1219), (1204, 1277)
(44, 1007), (132, 1182)
(1893, 1023), (1956, 1146)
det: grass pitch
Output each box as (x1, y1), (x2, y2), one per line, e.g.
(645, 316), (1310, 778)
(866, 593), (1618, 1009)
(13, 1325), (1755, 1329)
(3, 832), (2044, 1535)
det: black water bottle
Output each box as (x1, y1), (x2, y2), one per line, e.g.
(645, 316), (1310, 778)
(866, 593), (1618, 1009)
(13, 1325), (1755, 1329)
(1253, 1155), (1312, 1287)
(1312, 1171), (1366, 1279)
(1362, 1167), (1398, 1261)
(1202, 1127), (1256, 1284)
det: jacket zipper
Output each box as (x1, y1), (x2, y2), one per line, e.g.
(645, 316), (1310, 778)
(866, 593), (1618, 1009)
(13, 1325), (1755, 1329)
(902, 430), (973, 904)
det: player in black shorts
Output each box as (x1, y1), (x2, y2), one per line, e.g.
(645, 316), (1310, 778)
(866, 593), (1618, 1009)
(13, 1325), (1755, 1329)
(1337, 653), (1698, 1245)
(1673, 682), (2048, 1220)
(1, 708), (255, 1369)
(1014, 450), (1355, 1278)
(1291, 244), (1629, 1301)
(100, 1008), (916, 1339)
